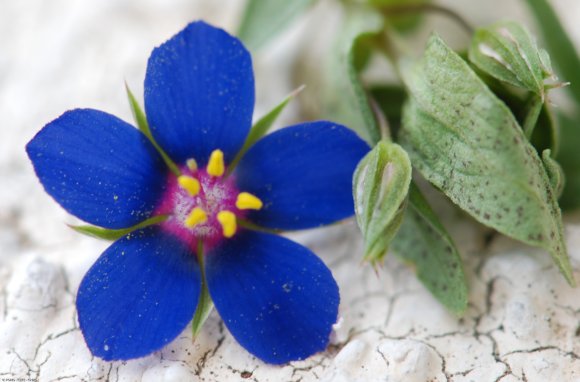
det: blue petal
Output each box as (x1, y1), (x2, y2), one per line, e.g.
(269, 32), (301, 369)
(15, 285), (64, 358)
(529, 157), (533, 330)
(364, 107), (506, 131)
(234, 122), (369, 230)
(206, 231), (339, 364)
(26, 109), (167, 229)
(77, 228), (200, 361)
(144, 21), (254, 165)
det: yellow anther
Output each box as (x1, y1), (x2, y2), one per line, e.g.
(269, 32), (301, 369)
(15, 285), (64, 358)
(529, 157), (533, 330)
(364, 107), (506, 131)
(186, 158), (198, 171)
(185, 207), (207, 228)
(217, 211), (237, 238)
(236, 192), (263, 210)
(207, 149), (225, 177)
(178, 175), (200, 196)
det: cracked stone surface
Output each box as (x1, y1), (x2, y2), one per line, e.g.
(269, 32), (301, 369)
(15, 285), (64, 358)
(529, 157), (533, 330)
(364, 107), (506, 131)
(1, 0), (579, 381)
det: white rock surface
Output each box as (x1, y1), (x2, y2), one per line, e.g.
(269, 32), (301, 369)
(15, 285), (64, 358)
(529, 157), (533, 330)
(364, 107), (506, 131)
(0, 1), (579, 381)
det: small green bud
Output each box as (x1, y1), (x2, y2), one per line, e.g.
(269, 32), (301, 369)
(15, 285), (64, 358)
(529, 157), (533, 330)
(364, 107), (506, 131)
(353, 141), (412, 264)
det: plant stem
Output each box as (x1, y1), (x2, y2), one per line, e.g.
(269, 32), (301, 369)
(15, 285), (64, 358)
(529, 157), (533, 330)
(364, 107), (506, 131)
(368, 95), (391, 143)
(377, 3), (474, 35)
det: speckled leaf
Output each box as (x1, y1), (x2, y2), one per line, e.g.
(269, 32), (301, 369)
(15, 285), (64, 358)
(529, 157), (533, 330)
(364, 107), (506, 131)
(400, 35), (575, 285)
(392, 183), (468, 315)
(468, 21), (554, 98)
(70, 215), (168, 241)
(353, 141), (411, 263)
(238, 0), (315, 51)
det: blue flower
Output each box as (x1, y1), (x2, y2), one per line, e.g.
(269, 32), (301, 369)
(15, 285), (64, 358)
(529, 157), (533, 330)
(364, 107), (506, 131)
(26, 21), (369, 364)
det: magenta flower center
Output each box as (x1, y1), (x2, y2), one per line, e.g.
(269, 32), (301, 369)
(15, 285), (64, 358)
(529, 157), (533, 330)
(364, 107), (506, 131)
(155, 150), (263, 248)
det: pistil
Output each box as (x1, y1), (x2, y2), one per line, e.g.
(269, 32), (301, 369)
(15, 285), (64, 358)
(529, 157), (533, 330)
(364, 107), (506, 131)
(186, 158), (198, 171)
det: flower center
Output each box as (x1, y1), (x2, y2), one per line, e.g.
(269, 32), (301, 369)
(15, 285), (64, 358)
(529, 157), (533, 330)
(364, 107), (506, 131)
(156, 149), (262, 246)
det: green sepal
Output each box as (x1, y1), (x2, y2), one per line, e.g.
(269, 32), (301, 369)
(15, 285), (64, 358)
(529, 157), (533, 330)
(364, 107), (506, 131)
(468, 21), (555, 98)
(192, 242), (214, 338)
(392, 183), (468, 315)
(228, 86), (304, 173)
(125, 83), (180, 176)
(353, 141), (411, 264)
(400, 34), (575, 285)
(238, 0), (315, 52)
(192, 283), (214, 338)
(69, 214), (168, 241)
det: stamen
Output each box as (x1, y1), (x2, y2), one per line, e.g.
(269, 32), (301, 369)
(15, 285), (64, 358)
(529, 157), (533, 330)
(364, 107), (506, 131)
(185, 207), (207, 228)
(207, 149), (225, 177)
(236, 192), (263, 210)
(178, 175), (200, 196)
(217, 210), (236, 238)
(186, 158), (198, 171)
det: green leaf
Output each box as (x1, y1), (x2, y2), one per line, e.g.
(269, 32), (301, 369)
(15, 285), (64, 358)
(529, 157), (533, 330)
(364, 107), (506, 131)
(238, 0), (315, 51)
(228, 86), (304, 173)
(525, 0), (580, 105)
(400, 35), (575, 285)
(299, 5), (383, 144)
(468, 21), (554, 98)
(125, 84), (180, 176)
(556, 112), (580, 210)
(353, 141), (412, 264)
(70, 215), (168, 241)
(192, 242), (214, 337)
(392, 183), (468, 315)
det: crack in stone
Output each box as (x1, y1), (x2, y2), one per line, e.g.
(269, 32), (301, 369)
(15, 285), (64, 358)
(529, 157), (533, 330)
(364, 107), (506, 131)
(289, 357), (327, 381)
(193, 320), (226, 377)
(503, 345), (580, 360)
(451, 368), (474, 378)
(376, 347), (390, 367)
(415, 340), (451, 382)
